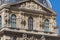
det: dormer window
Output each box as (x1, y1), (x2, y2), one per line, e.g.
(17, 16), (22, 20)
(38, 0), (43, 3)
(43, 0), (48, 7)
(38, 0), (52, 8)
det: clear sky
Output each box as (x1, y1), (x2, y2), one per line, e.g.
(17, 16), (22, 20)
(50, 0), (60, 35)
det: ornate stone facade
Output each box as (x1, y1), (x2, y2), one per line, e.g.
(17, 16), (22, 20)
(0, 0), (60, 40)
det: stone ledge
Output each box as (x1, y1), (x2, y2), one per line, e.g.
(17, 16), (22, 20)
(0, 27), (58, 37)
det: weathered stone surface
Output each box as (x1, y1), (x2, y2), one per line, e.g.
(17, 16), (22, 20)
(0, 0), (59, 40)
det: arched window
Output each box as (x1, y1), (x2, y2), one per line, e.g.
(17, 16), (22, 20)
(0, 16), (2, 28)
(11, 14), (16, 28)
(28, 17), (33, 31)
(44, 19), (49, 32)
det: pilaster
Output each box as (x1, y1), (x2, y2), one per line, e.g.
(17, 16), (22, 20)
(1, 8), (10, 28)
(2, 35), (11, 40)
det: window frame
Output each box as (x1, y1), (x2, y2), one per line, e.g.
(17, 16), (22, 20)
(28, 17), (33, 31)
(44, 19), (49, 32)
(10, 14), (16, 28)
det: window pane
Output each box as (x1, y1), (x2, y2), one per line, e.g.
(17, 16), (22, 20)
(44, 19), (49, 32)
(11, 14), (16, 28)
(28, 17), (33, 30)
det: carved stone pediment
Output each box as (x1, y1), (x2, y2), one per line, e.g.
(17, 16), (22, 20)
(11, 1), (46, 13)
(10, 1), (55, 16)
(20, 2), (42, 11)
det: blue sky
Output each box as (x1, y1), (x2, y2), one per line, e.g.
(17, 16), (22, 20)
(50, 0), (60, 35)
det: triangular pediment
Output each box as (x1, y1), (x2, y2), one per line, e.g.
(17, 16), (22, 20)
(20, 1), (43, 11)
(10, 0), (56, 16)
(11, 0), (43, 10)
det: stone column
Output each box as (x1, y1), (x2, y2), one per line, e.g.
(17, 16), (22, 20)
(6, 9), (10, 27)
(40, 15), (44, 32)
(49, 18), (54, 32)
(1, 8), (9, 28)
(1, 35), (5, 40)
(20, 12), (25, 30)
(39, 15), (43, 31)
(23, 33), (27, 40)
(1, 35), (11, 40)
(1, 9), (6, 27)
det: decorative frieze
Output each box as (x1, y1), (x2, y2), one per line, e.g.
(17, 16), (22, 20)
(20, 2), (42, 10)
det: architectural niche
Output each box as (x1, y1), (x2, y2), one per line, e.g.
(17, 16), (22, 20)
(21, 19), (26, 26)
